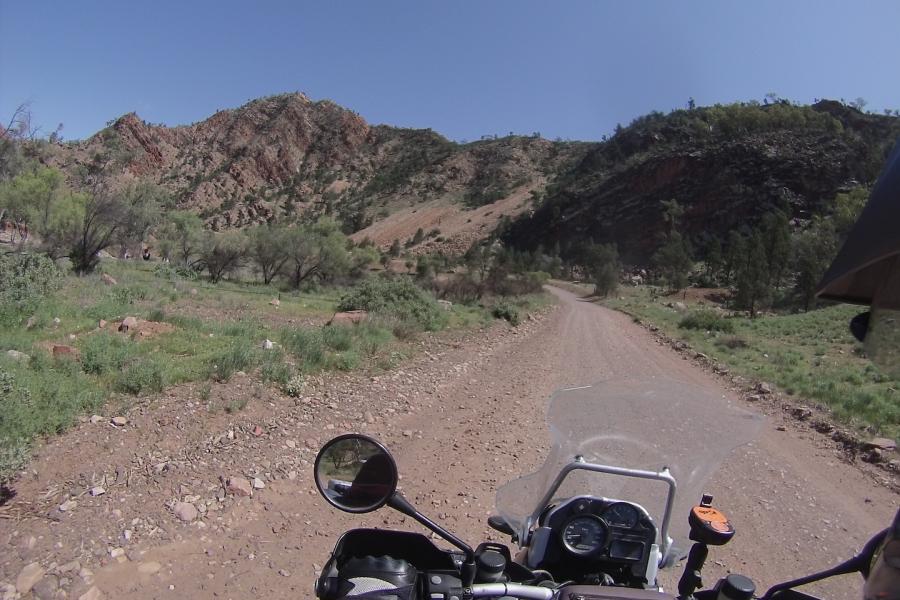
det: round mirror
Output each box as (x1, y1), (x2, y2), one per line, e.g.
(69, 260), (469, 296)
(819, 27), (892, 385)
(314, 434), (398, 513)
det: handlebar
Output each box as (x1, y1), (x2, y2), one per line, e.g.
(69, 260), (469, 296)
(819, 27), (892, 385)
(469, 583), (555, 599)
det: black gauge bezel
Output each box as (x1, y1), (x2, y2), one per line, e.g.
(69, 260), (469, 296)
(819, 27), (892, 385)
(560, 514), (608, 556)
(602, 501), (641, 528)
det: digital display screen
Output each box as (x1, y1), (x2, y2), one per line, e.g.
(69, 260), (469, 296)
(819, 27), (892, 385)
(609, 540), (643, 561)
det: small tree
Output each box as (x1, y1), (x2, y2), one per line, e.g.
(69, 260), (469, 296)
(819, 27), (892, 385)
(660, 198), (685, 234)
(68, 193), (128, 274)
(157, 211), (203, 267)
(760, 209), (791, 287)
(734, 231), (770, 316)
(389, 239), (401, 257)
(41, 191), (88, 260)
(198, 231), (246, 283)
(652, 232), (693, 291)
(464, 243), (493, 284)
(248, 224), (290, 284)
(348, 244), (378, 280)
(0, 167), (64, 233)
(587, 243), (620, 297)
(284, 218), (350, 288)
(792, 228), (832, 311)
(412, 227), (425, 245)
(705, 237), (724, 284)
(113, 183), (165, 258)
(723, 230), (747, 285)
(415, 255), (435, 282)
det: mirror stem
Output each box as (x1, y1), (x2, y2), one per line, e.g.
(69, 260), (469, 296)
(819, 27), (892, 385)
(387, 492), (477, 584)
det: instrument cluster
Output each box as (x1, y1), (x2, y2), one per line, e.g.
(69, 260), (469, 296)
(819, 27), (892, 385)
(548, 497), (656, 564)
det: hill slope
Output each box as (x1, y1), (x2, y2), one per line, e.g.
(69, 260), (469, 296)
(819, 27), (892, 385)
(502, 100), (900, 263)
(47, 93), (588, 249)
(45, 96), (900, 262)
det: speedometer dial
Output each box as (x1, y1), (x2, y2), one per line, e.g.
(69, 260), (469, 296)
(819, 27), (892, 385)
(602, 502), (640, 528)
(561, 515), (607, 556)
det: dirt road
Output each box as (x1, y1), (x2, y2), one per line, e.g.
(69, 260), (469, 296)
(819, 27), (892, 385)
(1, 287), (896, 600)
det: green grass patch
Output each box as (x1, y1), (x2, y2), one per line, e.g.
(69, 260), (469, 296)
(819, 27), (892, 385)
(337, 278), (448, 334)
(679, 310), (735, 333)
(206, 338), (258, 382)
(1, 258), (546, 481)
(115, 357), (168, 395)
(491, 301), (521, 325)
(606, 286), (899, 439)
(279, 322), (394, 374)
(0, 356), (105, 478)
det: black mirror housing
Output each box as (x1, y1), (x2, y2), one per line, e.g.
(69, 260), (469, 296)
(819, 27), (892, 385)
(314, 434), (398, 514)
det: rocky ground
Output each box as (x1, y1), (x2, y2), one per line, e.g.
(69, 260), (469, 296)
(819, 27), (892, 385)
(1, 287), (896, 600)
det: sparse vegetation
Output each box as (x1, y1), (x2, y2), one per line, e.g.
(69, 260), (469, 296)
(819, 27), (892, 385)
(491, 301), (520, 326)
(0, 253), (63, 326)
(679, 310), (735, 333)
(0, 254), (516, 480)
(607, 286), (899, 439)
(337, 278), (447, 333)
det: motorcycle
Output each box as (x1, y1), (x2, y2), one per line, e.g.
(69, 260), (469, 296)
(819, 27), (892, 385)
(311, 377), (896, 600)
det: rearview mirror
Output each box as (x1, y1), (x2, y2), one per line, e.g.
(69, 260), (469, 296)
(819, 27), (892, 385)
(314, 434), (398, 513)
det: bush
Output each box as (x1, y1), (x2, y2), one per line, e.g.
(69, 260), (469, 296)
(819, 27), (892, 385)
(284, 374), (305, 397)
(153, 263), (198, 281)
(337, 278), (447, 332)
(260, 349), (294, 385)
(80, 333), (135, 375)
(492, 302), (521, 326)
(435, 274), (482, 304)
(281, 328), (326, 370)
(487, 270), (550, 296)
(207, 340), (256, 382)
(115, 358), (167, 395)
(0, 253), (62, 324)
(279, 322), (394, 371)
(679, 310), (735, 333)
(322, 325), (354, 351)
(112, 285), (147, 305)
(715, 335), (749, 350)
(0, 361), (105, 480)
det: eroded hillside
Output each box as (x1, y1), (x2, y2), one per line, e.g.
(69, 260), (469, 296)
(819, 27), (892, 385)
(46, 93), (588, 251)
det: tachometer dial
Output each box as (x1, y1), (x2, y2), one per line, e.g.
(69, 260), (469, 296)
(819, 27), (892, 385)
(561, 515), (607, 556)
(602, 502), (640, 528)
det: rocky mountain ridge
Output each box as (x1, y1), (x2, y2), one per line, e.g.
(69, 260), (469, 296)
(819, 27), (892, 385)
(45, 94), (900, 261)
(503, 100), (900, 262)
(47, 93), (587, 245)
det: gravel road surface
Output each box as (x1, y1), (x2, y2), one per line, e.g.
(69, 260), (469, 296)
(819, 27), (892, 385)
(1, 287), (895, 599)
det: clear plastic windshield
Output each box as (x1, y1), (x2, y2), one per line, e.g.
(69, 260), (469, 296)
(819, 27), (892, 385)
(496, 377), (763, 566)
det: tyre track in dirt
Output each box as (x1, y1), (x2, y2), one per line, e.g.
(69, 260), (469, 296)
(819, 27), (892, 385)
(1, 287), (896, 600)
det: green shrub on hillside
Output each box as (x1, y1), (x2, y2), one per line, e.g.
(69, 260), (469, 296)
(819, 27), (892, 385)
(679, 310), (735, 333)
(279, 322), (392, 372)
(259, 349), (294, 385)
(337, 278), (447, 332)
(80, 332), (136, 375)
(116, 358), (167, 394)
(492, 301), (520, 326)
(1, 360), (104, 480)
(206, 339), (256, 382)
(0, 253), (62, 325)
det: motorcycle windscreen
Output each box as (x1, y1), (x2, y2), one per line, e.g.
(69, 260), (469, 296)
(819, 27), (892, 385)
(494, 377), (763, 567)
(864, 255), (900, 378)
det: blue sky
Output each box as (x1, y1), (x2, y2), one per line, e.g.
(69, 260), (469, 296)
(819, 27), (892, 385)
(2, 1), (899, 142)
